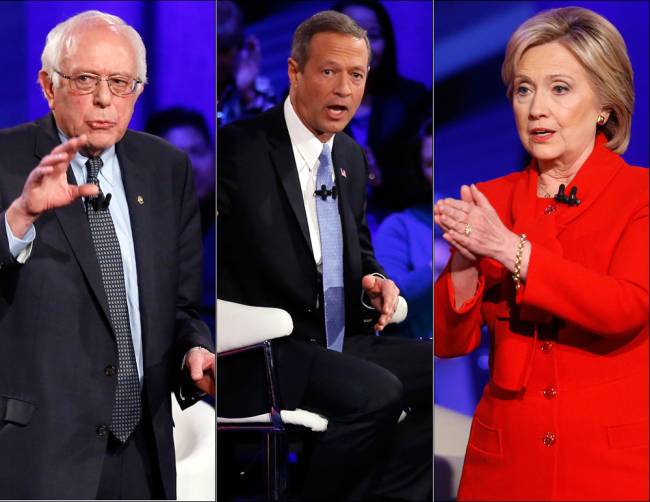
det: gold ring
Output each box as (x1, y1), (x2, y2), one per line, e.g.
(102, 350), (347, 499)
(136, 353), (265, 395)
(464, 223), (472, 237)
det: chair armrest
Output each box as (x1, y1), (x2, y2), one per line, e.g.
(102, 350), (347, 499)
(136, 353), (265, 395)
(216, 299), (294, 353)
(280, 409), (328, 431)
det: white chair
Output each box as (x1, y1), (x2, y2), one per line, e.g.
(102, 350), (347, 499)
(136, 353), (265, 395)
(216, 297), (408, 500)
(172, 396), (216, 501)
(434, 405), (472, 501)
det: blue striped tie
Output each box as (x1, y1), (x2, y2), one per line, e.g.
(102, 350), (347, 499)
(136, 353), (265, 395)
(316, 144), (345, 351)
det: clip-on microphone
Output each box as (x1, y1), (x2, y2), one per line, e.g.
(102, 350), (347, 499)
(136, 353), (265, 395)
(89, 192), (112, 211)
(554, 184), (581, 206)
(314, 184), (337, 201)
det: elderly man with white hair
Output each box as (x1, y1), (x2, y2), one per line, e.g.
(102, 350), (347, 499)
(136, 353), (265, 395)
(0, 10), (214, 499)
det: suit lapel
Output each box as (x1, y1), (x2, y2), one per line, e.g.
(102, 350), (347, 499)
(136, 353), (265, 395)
(553, 137), (625, 231)
(268, 110), (313, 255)
(332, 138), (354, 248)
(35, 115), (112, 326)
(511, 135), (625, 242)
(116, 136), (154, 343)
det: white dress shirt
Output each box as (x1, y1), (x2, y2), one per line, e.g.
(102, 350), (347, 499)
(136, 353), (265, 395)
(64, 136), (144, 385)
(283, 96), (335, 270)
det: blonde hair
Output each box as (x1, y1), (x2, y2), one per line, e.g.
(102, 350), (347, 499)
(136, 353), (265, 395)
(501, 7), (633, 153)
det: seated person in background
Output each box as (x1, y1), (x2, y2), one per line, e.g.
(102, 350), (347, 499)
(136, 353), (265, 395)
(217, 0), (277, 126)
(333, 0), (431, 223)
(374, 119), (433, 340)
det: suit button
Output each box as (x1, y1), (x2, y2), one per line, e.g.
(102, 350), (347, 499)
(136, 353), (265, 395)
(543, 386), (557, 399)
(104, 365), (117, 376)
(543, 432), (556, 446)
(96, 424), (108, 437)
(308, 338), (317, 343)
(540, 341), (553, 353)
(306, 308), (313, 313)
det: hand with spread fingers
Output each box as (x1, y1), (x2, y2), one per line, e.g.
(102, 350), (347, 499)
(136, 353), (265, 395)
(434, 183), (525, 273)
(361, 274), (400, 331)
(6, 134), (99, 238)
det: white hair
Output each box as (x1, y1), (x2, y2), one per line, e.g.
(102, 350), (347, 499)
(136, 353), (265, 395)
(41, 10), (148, 87)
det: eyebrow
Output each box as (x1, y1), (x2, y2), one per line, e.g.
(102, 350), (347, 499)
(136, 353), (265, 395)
(69, 67), (134, 76)
(514, 73), (576, 83)
(321, 61), (367, 72)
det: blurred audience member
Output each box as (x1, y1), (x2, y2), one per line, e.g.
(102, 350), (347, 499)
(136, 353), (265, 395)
(218, 0), (277, 126)
(145, 107), (215, 233)
(374, 119), (433, 340)
(334, 0), (431, 221)
(145, 107), (215, 335)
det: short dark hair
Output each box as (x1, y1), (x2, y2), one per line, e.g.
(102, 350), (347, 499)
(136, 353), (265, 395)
(145, 107), (212, 145)
(291, 10), (371, 70)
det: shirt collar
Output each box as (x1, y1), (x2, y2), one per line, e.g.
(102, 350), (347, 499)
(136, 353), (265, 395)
(284, 96), (334, 172)
(57, 129), (117, 187)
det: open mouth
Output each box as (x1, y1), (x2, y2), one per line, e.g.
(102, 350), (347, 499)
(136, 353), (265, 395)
(326, 105), (348, 118)
(530, 128), (555, 136)
(529, 128), (555, 141)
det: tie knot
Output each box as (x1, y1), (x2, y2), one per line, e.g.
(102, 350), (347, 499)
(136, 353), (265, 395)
(85, 157), (103, 182)
(319, 144), (331, 164)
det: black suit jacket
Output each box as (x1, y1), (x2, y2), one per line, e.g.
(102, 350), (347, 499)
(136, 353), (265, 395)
(0, 115), (213, 499)
(217, 105), (384, 413)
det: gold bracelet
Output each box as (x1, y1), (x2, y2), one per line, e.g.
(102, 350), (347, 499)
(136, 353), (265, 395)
(512, 233), (527, 291)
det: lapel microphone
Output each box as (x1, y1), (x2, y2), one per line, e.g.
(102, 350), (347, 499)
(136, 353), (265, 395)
(554, 184), (581, 206)
(314, 184), (338, 201)
(90, 192), (112, 211)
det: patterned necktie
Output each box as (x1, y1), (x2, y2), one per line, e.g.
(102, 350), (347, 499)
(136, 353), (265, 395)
(85, 157), (141, 442)
(316, 144), (345, 351)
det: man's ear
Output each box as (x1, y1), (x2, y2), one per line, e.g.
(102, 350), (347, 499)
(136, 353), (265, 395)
(287, 57), (301, 89)
(134, 82), (145, 102)
(38, 71), (56, 110)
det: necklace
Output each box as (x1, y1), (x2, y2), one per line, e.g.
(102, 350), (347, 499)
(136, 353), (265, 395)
(537, 183), (554, 198)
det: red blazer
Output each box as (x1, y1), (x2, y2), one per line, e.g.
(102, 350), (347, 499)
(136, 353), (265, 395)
(434, 136), (649, 501)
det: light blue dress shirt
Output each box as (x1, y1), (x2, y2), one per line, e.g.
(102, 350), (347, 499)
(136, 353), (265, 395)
(4, 134), (144, 384)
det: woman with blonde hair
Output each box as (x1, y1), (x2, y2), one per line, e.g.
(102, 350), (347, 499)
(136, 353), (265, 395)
(435, 7), (648, 500)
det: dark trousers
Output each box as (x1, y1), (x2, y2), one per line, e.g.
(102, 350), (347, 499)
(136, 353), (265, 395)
(297, 335), (433, 501)
(96, 409), (165, 500)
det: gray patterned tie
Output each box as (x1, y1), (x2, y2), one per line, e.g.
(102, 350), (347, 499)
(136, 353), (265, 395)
(316, 144), (345, 351)
(85, 157), (141, 442)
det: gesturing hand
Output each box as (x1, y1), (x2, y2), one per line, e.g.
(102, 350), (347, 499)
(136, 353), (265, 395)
(435, 184), (519, 267)
(7, 135), (99, 238)
(362, 274), (399, 331)
(435, 184), (477, 262)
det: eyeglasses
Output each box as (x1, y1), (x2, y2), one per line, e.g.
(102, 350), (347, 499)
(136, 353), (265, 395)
(54, 70), (142, 97)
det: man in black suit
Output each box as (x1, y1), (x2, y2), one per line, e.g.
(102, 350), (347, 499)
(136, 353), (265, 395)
(218, 10), (432, 501)
(0, 10), (214, 499)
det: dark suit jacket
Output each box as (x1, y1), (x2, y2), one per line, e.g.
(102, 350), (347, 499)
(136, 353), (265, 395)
(217, 105), (384, 414)
(0, 115), (213, 499)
